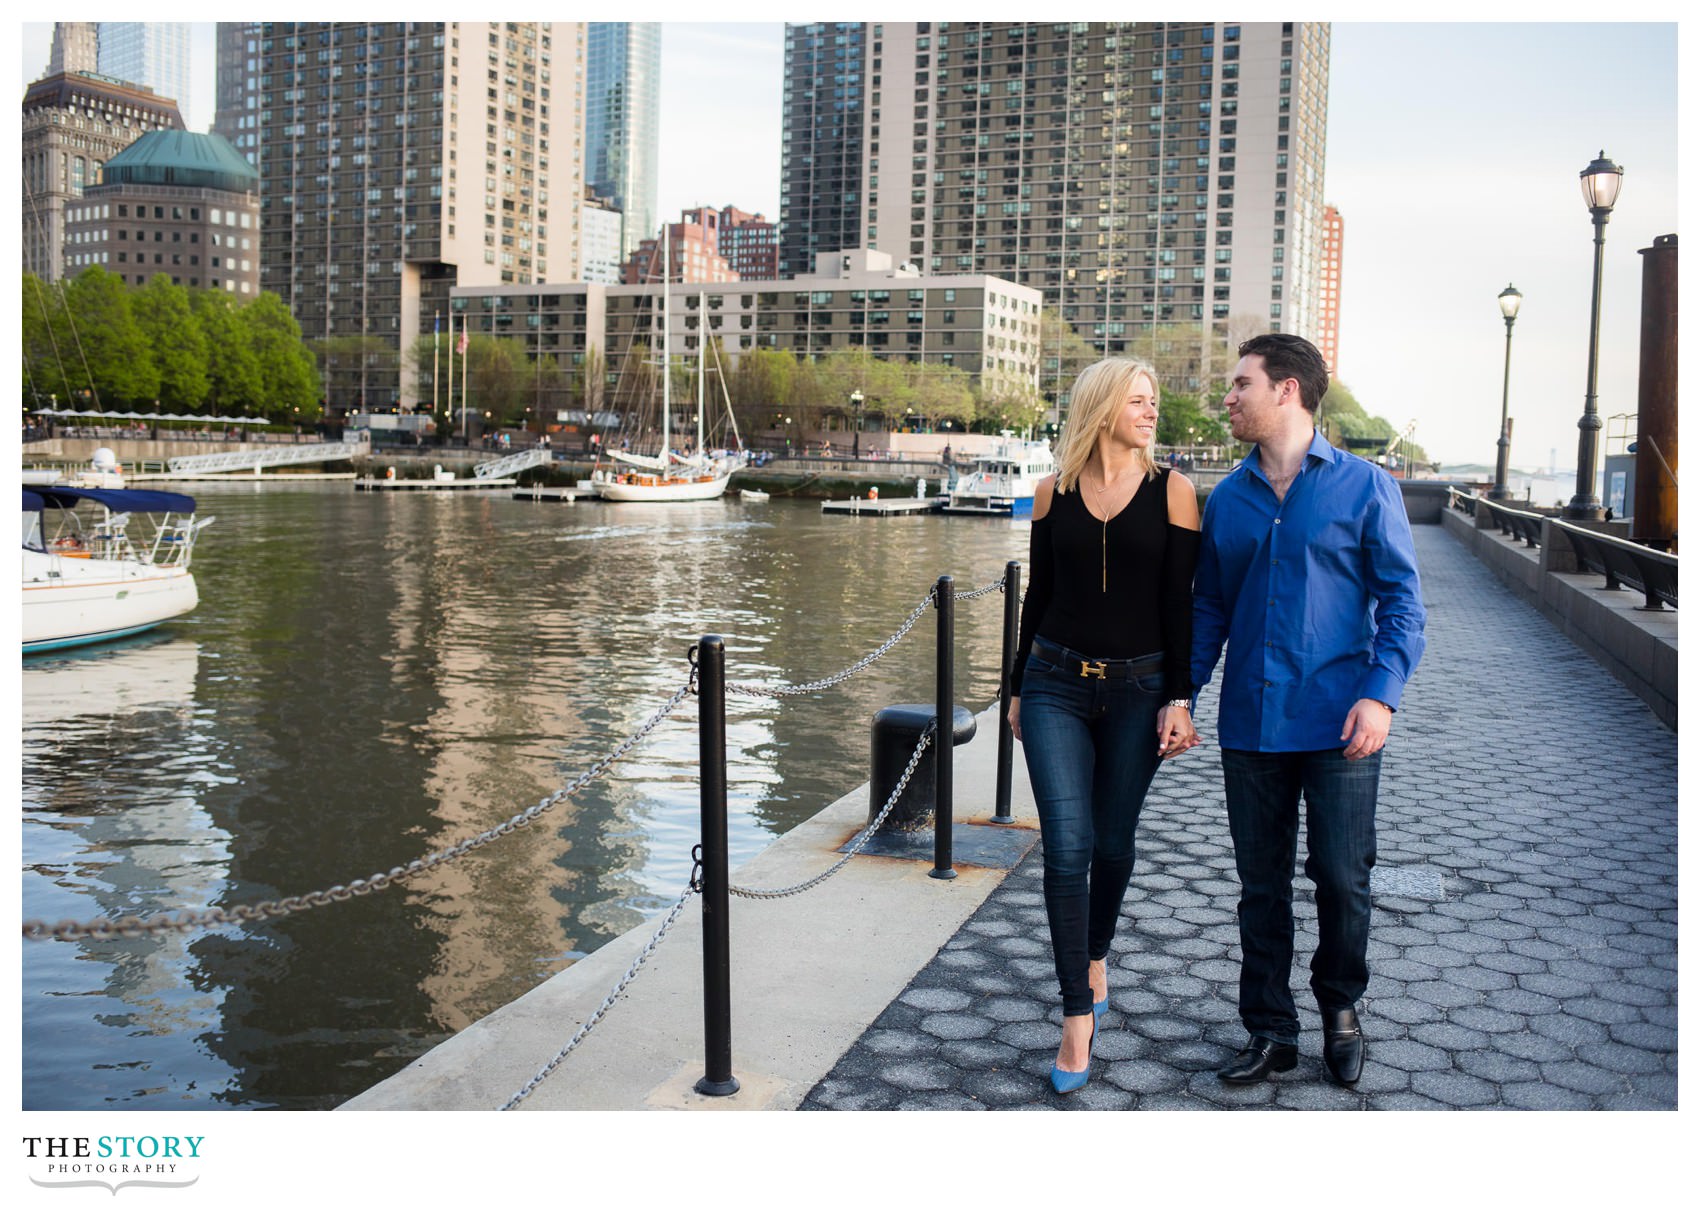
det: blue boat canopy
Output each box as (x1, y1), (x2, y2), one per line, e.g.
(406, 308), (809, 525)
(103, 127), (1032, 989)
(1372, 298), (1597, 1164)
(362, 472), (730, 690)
(23, 485), (197, 514)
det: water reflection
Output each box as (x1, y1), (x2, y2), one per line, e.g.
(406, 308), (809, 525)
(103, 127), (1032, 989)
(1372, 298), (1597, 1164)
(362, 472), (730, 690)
(21, 486), (1026, 1108)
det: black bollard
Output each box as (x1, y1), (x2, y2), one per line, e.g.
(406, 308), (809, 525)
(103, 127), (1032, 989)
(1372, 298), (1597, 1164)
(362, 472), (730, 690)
(694, 636), (740, 1097)
(931, 576), (957, 880)
(991, 560), (1020, 824)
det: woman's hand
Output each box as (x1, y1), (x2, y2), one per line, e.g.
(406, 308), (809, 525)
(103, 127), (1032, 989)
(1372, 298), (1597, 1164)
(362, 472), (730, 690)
(1156, 703), (1198, 759)
(1008, 696), (1022, 742)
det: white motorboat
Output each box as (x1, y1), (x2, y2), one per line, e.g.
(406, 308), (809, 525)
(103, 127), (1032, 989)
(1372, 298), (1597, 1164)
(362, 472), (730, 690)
(739, 488), (770, 503)
(942, 432), (1056, 517)
(22, 484), (212, 653)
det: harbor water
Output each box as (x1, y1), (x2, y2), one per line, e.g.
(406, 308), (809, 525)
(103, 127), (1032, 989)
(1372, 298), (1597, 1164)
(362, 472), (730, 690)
(21, 483), (1028, 1110)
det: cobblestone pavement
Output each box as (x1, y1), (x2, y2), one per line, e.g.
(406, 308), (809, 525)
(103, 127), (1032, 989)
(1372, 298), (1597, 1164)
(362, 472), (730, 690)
(802, 523), (1678, 1111)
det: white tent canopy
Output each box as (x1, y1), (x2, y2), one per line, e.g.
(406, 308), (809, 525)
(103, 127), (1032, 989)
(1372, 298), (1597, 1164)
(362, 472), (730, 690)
(32, 408), (271, 425)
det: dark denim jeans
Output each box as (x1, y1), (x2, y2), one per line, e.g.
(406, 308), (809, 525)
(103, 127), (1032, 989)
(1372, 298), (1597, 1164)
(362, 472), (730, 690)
(1019, 638), (1166, 1016)
(1220, 747), (1381, 1044)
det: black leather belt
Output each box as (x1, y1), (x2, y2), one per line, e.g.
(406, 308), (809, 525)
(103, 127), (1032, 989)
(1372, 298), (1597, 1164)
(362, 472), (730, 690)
(1031, 637), (1163, 680)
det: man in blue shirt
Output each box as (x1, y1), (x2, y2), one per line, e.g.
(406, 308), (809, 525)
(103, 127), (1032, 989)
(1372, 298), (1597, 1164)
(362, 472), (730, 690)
(1192, 333), (1426, 1086)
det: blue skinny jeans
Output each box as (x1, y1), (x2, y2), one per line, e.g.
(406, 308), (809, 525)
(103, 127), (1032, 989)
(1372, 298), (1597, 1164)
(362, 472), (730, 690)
(1220, 747), (1381, 1044)
(1018, 638), (1166, 1016)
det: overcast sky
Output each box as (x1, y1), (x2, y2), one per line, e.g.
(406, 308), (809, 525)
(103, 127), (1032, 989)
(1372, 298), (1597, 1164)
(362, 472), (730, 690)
(17, 17), (1682, 467)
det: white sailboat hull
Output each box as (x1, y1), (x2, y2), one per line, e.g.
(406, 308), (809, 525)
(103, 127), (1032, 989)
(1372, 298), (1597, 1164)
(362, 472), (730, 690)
(590, 471), (733, 502)
(23, 549), (199, 652)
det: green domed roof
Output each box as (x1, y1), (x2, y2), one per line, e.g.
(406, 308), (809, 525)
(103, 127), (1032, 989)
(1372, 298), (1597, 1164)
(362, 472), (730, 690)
(102, 131), (257, 194)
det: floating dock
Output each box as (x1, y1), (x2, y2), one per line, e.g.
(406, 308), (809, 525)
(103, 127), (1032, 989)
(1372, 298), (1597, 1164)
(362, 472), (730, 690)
(512, 486), (584, 503)
(821, 496), (943, 517)
(354, 476), (517, 492)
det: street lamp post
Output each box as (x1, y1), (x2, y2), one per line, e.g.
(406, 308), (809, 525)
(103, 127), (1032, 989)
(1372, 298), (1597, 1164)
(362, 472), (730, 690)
(850, 389), (864, 459)
(1489, 283), (1523, 500)
(1566, 150), (1624, 520)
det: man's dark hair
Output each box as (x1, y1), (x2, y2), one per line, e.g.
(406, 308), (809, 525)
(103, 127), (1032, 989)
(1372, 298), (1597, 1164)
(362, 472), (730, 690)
(1238, 333), (1329, 414)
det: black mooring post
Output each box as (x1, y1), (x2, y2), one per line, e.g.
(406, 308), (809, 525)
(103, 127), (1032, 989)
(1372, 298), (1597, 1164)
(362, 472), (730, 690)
(694, 636), (740, 1097)
(991, 560), (1020, 824)
(931, 576), (957, 880)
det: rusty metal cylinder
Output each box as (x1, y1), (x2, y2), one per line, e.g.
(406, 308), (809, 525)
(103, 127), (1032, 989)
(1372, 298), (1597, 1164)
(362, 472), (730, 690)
(1635, 234), (1678, 546)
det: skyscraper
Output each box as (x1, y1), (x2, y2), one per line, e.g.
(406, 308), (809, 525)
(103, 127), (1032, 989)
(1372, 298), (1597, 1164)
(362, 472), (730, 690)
(98, 23), (193, 119)
(258, 21), (585, 413)
(585, 23), (661, 261)
(778, 22), (867, 281)
(780, 21), (1332, 392)
(212, 22), (262, 167)
(47, 22), (98, 77)
(1318, 203), (1343, 375)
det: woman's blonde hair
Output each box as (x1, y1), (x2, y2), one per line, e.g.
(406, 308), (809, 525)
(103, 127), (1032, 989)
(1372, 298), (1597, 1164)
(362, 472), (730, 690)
(1052, 357), (1161, 494)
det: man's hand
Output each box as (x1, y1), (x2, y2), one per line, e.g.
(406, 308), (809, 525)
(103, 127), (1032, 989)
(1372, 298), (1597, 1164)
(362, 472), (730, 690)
(1008, 696), (1022, 742)
(1341, 699), (1392, 760)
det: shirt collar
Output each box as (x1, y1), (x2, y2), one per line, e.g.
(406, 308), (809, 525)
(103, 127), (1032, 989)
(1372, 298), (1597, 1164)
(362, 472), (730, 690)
(1244, 427), (1336, 476)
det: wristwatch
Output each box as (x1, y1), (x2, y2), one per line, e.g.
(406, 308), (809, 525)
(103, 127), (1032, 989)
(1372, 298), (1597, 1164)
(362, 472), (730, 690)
(1166, 699), (1191, 710)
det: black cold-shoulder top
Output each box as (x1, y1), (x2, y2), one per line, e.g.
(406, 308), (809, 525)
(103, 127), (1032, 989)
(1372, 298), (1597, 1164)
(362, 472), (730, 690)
(1010, 466), (1199, 699)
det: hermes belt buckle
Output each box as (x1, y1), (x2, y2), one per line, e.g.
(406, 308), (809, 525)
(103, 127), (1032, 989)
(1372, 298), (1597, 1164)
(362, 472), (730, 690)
(1079, 660), (1107, 679)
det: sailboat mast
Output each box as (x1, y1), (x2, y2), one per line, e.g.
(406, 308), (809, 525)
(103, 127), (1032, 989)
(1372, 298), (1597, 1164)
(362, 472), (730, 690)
(660, 229), (671, 460)
(697, 290), (707, 455)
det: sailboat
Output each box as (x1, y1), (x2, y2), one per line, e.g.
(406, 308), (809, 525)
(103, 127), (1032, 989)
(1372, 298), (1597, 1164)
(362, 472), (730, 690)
(591, 239), (745, 502)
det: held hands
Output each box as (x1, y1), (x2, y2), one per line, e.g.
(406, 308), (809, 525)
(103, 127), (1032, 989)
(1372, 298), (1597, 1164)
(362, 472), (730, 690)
(1156, 703), (1199, 759)
(1341, 698), (1393, 760)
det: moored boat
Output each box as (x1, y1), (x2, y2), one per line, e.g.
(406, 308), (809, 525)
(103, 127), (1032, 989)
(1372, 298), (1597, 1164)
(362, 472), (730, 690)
(942, 432), (1056, 517)
(22, 484), (212, 653)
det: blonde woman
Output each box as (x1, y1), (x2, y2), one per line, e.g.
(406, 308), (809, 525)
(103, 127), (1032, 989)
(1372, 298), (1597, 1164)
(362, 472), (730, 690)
(1007, 357), (1202, 1094)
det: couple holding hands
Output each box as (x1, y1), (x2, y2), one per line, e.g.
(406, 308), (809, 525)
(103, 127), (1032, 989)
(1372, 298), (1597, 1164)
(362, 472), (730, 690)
(1009, 333), (1426, 1095)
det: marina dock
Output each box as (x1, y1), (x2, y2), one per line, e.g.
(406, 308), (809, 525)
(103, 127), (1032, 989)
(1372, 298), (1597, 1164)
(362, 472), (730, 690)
(354, 475), (518, 492)
(512, 485), (585, 503)
(822, 495), (943, 516)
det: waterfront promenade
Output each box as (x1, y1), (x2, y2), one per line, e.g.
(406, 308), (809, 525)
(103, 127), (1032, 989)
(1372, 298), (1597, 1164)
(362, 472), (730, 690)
(346, 521), (1677, 1112)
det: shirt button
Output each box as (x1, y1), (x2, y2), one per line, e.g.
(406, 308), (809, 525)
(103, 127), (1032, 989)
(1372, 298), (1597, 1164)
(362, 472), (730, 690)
(1263, 680), (1272, 687)
(1274, 518), (1282, 524)
(1271, 558), (1280, 565)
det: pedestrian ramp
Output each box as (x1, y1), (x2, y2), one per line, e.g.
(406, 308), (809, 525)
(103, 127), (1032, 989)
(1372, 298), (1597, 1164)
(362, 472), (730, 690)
(473, 448), (553, 479)
(168, 440), (367, 475)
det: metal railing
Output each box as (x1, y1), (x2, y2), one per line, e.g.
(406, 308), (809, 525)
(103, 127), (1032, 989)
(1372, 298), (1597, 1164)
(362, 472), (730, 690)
(1552, 519), (1677, 610)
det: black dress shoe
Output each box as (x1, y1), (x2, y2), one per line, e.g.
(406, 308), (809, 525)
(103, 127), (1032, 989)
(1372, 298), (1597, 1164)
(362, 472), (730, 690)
(1321, 1005), (1364, 1085)
(1218, 1035), (1298, 1084)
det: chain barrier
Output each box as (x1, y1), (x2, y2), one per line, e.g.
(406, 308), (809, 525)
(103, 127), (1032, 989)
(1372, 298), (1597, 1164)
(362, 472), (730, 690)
(725, 571), (1008, 701)
(952, 574), (1008, 603)
(22, 678), (697, 942)
(730, 724), (933, 900)
(499, 880), (698, 1111)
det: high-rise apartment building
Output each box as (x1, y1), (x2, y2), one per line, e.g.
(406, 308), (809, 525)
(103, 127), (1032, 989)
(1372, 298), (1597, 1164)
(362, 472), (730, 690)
(47, 22), (99, 77)
(1318, 203), (1342, 375)
(780, 21), (1331, 391)
(212, 22), (263, 167)
(258, 21), (586, 413)
(778, 22), (867, 281)
(21, 71), (185, 281)
(98, 23), (193, 123)
(585, 23), (660, 261)
(581, 192), (624, 284)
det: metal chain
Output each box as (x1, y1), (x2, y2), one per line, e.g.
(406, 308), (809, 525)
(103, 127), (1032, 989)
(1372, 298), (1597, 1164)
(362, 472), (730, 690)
(725, 589), (935, 699)
(499, 880), (698, 1111)
(952, 574), (1008, 602)
(22, 679), (697, 942)
(730, 724), (933, 899)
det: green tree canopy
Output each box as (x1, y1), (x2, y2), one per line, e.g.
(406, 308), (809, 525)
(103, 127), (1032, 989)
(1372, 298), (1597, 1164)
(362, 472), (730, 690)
(193, 291), (265, 413)
(133, 276), (210, 409)
(58, 267), (159, 406)
(246, 292), (321, 420)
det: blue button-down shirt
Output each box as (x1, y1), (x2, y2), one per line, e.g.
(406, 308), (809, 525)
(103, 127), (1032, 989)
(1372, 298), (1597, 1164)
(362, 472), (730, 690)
(1191, 430), (1426, 752)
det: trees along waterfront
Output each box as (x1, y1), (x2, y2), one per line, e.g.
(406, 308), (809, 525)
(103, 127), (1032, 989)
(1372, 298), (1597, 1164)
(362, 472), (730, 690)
(22, 267), (321, 421)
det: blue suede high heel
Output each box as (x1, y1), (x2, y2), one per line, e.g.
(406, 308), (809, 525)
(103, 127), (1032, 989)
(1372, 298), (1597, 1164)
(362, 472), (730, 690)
(1093, 992), (1108, 1019)
(1050, 1017), (1097, 1095)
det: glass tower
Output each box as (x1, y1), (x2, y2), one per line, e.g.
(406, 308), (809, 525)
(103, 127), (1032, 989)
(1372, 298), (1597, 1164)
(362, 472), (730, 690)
(585, 23), (661, 260)
(98, 22), (193, 116)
